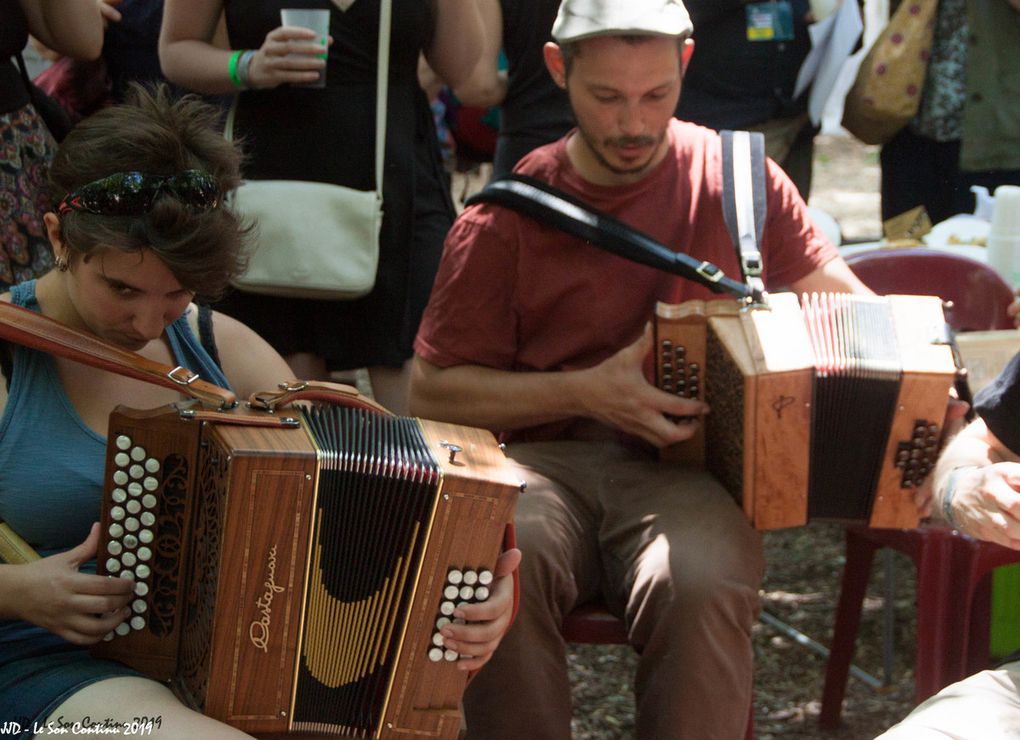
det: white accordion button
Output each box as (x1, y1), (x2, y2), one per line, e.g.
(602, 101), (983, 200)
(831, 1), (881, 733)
(111, 488), (127, 504)
(444, 649), (459, 662)
(140, 512), (156, 527)
(447, 569), (463, 585)
(144, 458), (159, 474)
(127, 482), (143, 497)
(107, 541), (123, 556)
(142, 476), (158, 492)
(439, 601), (456, 616)
(102, 631), (114, 642)
(112, 470), (129, 486)
(130, 446), (146, 462)
(114, 453), (130, 467)
(137, 546), (152, 562)
(432, 632), (445, 647)
(115, 621), (131, 636)
(130, 616), (145, 631)
(128, 464), (144, 479)
(463, 570), (478, 586)
(475, 586), (490, 601)
(121, 552), (137, 568)
(108, 523), (124, 539)
(126, 500), (141, 515)
(132, 599), (147, 614)
(110, 506), (125, 521)
(459, 586), (475, 600)
(141, 494), (157, 510)
(124, 517), (139, 532)
(134, 582), (149, 597)
(444, 585), (459, 600)
(436, 617), (451, 630)
(139, 529), (154, 544)
(478, 570), (494, 586)
(135, 564), (151, 579)
(123, 534), (138, 550)
(115, 435), (131, 451)
(105, 558), (121, 573)
(428, 647), (444, 662)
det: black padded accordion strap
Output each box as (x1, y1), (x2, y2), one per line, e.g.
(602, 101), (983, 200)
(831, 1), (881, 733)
(720, 130), (768, 300)
(464, 173), (755, 302)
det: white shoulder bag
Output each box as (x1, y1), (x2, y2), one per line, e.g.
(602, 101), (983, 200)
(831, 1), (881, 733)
(226, 0), (390, 300)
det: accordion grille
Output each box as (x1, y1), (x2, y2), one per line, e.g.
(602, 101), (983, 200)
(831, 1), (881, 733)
(704, 325), (745, 502)
(177, 438), (232, 708)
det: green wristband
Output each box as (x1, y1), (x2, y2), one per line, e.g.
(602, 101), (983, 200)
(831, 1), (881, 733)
(228, 49), (245, 89)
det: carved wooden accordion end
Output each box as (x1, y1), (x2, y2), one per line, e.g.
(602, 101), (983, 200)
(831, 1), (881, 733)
(653, 292), (957, 531)
(91, 403), (521, 738)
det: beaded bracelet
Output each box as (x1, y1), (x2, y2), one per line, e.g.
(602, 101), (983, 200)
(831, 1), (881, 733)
(941, 466), (979, 530)
(228, 49), (246, 89)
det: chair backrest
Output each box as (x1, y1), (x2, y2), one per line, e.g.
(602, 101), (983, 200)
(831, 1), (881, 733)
(844, 248), (1015, 332)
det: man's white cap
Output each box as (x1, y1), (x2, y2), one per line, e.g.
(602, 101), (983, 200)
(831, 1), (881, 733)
(551, 0), (694, 44)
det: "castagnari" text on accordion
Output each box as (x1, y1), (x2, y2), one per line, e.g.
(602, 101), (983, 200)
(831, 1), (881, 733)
(653, 292), (957, 530)
(91, 400), (522, 738)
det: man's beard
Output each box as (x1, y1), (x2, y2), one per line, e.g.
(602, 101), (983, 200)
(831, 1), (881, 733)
(577, 126), (666, 177)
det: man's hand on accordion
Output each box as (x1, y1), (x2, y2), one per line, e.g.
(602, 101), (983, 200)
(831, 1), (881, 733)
(1, 522), (133, 645)
(435, 547), (522, 671)
(579, 324), (709, 448)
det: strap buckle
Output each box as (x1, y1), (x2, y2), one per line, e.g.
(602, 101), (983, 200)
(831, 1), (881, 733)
(167, 366), (199, 387)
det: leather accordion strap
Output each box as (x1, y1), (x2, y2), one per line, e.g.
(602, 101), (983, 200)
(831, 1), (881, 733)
(248, 380), (392, 416)
(720, 130), (768, 300)
(464, 173), (756, 302)
(0, 300), (237, 410)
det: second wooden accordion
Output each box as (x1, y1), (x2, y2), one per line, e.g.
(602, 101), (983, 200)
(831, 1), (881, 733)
(91, 402), (521, 737)
(653, 292), (957, 530)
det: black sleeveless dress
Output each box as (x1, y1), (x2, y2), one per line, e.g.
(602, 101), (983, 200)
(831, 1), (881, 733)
(222, 0), (454, 369)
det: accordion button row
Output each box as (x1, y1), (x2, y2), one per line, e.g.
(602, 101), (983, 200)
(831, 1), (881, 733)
(427, 567), (495, 663)
(102, 434), (163, 642)
(659, 342), (700, 399)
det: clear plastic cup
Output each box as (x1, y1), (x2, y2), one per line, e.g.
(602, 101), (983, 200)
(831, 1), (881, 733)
(280, 8), (330, 88)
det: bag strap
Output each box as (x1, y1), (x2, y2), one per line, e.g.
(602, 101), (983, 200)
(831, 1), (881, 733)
(0, 301), (238, 410)
(720, 130), (768, 300)
(464, 174), (756, 302)
(224, 0), (390, 201)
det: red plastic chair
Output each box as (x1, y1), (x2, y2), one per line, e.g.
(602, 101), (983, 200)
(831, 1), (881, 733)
(562, 599), (755, 737)
(819, 247), (1020, 729)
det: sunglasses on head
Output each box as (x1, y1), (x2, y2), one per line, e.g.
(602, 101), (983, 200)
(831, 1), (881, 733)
(57, 170), (221, 216)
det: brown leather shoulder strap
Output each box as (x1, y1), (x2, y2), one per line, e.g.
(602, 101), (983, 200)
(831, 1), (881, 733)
(0, 301), (237, 410)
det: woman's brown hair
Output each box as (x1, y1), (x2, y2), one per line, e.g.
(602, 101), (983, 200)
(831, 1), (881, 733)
(48, 83), (251, 302)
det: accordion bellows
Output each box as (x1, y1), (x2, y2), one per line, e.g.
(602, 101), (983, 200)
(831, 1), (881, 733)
(654, 292), (957, 530)
(92, 404), (521, 737)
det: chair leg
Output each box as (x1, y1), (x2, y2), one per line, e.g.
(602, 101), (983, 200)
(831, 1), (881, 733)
(911, 532), (955, 703)
(819, 529), (880, 729)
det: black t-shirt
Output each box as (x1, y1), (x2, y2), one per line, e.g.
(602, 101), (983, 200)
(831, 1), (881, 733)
(677, 0), (812, 130)
(494, 0), (573, 177)
(1, 0), (31, 114)
(974, 351), (1020, 455)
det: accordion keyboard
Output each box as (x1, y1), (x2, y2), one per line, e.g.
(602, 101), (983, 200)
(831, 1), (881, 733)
(428, 567), (494, 663)
(102, 433), (164, 640)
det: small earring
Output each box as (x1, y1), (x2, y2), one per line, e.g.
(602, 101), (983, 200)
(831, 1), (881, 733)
(55, 255), (68, 272)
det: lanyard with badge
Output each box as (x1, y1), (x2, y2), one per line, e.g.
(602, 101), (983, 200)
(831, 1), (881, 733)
(745, 0), (795, 41)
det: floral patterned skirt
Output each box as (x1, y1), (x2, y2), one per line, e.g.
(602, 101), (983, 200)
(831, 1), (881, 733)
(0, 103), (55, 291)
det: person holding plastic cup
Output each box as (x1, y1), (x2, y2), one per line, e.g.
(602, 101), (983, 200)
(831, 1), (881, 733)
(159, 1), (486, 415)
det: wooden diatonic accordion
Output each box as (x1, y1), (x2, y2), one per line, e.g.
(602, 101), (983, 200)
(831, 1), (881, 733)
(653, 292), (957, 530)
(91, 403), (521, 738)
